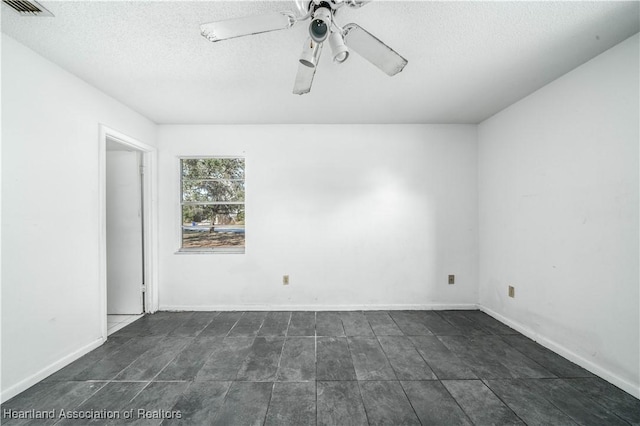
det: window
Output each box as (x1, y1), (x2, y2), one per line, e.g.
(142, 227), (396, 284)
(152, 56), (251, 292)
(180, 157), (245, 252)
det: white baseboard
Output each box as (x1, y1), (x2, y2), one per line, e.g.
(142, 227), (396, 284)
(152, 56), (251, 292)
(1, 337), (105, 404)
(159, 303), (479, 312)
(478, 305), (640, 399)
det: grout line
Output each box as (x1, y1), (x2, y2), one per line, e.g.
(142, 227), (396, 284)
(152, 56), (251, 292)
(264, 329), (289, 424)
(397, 380), (422, 424)
(207, 378), (233, 425)
(127, 380), (151, 404)
(190, 311), (221, 338)
(480, 378), (528, 424)
(253, 311), (268, 337)
(355, 379), (371, 425)
(223, 312), (246, 338)
(439, 379), (476, 424)
(284, 311), (292, 337)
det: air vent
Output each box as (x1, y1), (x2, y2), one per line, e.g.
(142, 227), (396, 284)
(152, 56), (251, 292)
(2, 0), (54, 17)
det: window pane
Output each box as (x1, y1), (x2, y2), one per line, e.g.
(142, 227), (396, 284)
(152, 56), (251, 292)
(181, 158), (245, 180)
(182, 204), (245, 249)
(182, 180), (245, 202)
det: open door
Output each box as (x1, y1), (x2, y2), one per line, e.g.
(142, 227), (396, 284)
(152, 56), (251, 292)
(106, 149), (143, 314)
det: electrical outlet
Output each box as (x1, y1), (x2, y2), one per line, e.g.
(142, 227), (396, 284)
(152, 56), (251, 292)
(448, 275), (455, 285)
(508, 285), (515, 298)
(283, 275), (289, 285)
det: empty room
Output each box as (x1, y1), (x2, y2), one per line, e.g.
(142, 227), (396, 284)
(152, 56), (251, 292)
(1, 0), (639, 425)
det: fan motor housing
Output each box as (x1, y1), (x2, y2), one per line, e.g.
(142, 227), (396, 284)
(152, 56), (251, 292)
(308, 0), (338, 14)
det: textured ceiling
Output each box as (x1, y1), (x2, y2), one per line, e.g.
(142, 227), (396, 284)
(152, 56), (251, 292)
(2, 1), (638, 124)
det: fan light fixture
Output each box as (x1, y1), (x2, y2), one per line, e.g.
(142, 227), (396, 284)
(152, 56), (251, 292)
(299, 38), (322, 68)
(309, 7), (331, 42)
(329, 31), (349, 63)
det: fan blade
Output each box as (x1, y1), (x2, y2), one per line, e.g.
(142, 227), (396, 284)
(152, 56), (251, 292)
(293, 43), (323, 95)
(201, 11), (297, 42)
(345, 0), (372, 8)
(342, 23), (407, 76)
(294, 0), (310, 15)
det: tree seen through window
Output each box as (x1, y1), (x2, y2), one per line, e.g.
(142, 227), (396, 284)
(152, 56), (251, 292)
(181, 158), (245, 250)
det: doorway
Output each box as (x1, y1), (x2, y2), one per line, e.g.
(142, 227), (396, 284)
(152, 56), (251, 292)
(106, 144), (144, 333)
(99, 125), (158, 340)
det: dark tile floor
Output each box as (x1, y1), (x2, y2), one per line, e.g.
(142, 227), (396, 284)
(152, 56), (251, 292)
(2, 310), (639, 425)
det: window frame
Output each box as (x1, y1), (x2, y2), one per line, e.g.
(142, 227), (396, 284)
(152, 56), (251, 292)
(177, 156), (246, 254)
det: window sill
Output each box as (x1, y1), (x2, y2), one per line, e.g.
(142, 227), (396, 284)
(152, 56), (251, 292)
(176, 248), (245, 255)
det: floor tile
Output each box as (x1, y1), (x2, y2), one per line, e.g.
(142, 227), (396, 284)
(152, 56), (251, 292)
(340, 312), (375, 337)
(377, 335), (437, 380)
(388, 311), (432, 335)
(501, 335), (594, 378)
(43, 337), (132, 382)
(212, 382), (272, 426)
(364, 311), (403, 336)
(409, 335), (478, 379)
(413, 311), (461, 335)
(115, 337), (191, 381)
(2, 381), (106, 426)
(461, 310), (518, 334)
(564, 377), (640, 425)
(2, 382), (58, 425)
(195, 337), (254, 380)
(359, 381), (420, 425)
(258, 312), (291, 336)
(475, 335), (555, 378)
(437, 311), (489, 335)
(163, 381), (231, 425)
(438, 335), (515, 378)
(531, 378), (629, 426)
(316, 337), (357, 380)
(109, 319), (149, 337)
(116, 312), (188, 337)
(198, 311), (244, 337)
(401, 380), (473, 425)
(75, 337), (163, 380)
(227, 311), (267, 337)
(113, 381), (189, 426)
(277, 337), (315, 381)
(236, 337), (285, 381)
(442, 379), (524, 425)
(317, 381), (368, 426)
(4, 310), (630, 426)
(169, 312), (218, 337)
(264, 382), (316, 426)
(484, 379), (577, 425)
(156, 336), (222, 380)
(57, 382), (147, 425)
(316, 311), (345, 336)
(107, 314), (145, 337)
(347, 337), (396, 380)
(287, 312), (315, 336)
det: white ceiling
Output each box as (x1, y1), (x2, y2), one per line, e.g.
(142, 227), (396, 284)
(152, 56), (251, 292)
(2, 1), (638, 124)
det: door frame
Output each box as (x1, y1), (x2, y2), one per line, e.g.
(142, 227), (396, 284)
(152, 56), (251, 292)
(99, 124), (158, 340)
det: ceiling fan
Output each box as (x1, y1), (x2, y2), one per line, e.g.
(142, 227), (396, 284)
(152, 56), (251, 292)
(200, 0), (407, 95)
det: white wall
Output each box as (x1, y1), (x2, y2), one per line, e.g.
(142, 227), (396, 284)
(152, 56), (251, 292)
(1, 35), (157, 401)
(158, 125), (478, 310)
(478, 34), (639, 397)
